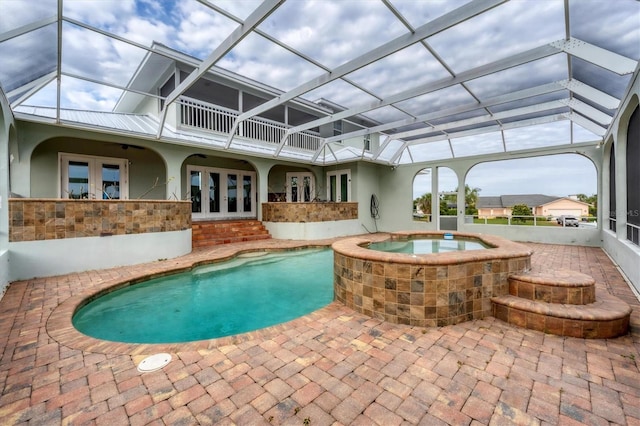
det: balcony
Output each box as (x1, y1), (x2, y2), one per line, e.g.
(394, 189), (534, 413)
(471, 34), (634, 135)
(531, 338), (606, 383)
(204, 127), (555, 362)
(177, 97), (322, 151)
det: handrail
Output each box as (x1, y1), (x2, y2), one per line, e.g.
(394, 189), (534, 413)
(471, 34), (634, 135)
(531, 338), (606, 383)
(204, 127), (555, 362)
(177, 97), (322, 151)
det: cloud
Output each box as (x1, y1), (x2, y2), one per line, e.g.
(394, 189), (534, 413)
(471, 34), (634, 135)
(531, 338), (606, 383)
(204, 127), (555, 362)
(218, 33), (325, 91)
(426, 0), (565, 72)
(258, 0), (407, 68)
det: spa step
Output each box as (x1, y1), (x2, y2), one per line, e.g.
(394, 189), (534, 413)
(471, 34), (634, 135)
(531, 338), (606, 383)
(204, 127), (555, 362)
(492, 269), (631, 338)
(492, 292), (631, 339)
(192, 220), (271, 248)
(508, 269), (596, 305)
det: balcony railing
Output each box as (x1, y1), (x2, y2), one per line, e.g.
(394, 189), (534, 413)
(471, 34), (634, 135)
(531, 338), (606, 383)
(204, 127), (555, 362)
(470, 215), (598, 227)
(178, 97), (322, 151)
(628, 222), (639, 246)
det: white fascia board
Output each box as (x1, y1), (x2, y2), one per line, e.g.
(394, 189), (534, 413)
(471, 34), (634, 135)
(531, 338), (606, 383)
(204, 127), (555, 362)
(565, 112), (607, 136)
(560, 98), (612, 125)
(287, 44), (561, 135)
(233, 0), (507, 124)
(559, 79), (620, 109)
(551, 38), (638, 75)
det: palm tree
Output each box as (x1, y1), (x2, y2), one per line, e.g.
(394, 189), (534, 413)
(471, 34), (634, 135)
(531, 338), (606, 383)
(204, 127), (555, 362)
(415, 193), (432, 221)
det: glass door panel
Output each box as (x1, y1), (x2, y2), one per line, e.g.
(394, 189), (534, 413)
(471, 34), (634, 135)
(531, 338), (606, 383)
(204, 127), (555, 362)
(68, 161), (89, 199)
(329, 175), (337, 202)
(290, 176), (298, 202)
(303, 176), (311, 201)
(101, 163), (121, 199)
(208, 172), (220, 213)
(190, 171), (202, 213)
(243, 175), (252, 212)
(340, 174), (348, 202)
(227, 174), (237, 213)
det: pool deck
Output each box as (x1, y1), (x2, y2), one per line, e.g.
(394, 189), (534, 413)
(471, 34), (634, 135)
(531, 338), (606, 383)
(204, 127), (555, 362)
(1, 237), (639, 425)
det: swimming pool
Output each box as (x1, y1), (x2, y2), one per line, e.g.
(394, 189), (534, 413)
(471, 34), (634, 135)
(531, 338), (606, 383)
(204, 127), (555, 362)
(73, 248), (333, 343)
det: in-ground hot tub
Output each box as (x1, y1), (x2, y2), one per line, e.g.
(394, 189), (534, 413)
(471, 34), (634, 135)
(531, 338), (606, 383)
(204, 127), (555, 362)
(332, 231), (533, 327)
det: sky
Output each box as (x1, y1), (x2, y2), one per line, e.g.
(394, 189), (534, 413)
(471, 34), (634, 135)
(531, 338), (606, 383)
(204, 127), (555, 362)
(0, 0), (638, 197)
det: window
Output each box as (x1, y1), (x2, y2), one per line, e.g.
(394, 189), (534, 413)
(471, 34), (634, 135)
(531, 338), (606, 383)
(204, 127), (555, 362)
(60, 153), (128, 199)
(364, 134), (371, 151)
(327, 170), (351, 202)
(286, 172), (314, 202)
(159, 74), (175, 111)
(333, 120), (342, 137)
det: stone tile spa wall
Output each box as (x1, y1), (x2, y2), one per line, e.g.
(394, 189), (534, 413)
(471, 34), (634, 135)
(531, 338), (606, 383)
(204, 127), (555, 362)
(261, 202), (358, 222)
(9, 199), (192, 241)
(332, 231), (533, 327)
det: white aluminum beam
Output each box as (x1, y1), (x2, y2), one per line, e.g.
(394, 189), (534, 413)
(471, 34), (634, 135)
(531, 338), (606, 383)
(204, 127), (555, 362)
(8, 71), (57, 107)
(288, 43), (561, 137)
(551, 37), (637, 75)
(404, 114), (568, 146)
(326, 78), (616, 147)
(0, 15), (57, 43)
(231, 0), (507, 139)
(327, 81), (568, 147)
(560, 98), (612, 125)
(558, 79), (620, 110)
(157, 0), (284, 137)
(390, 99), (569, 140)
(565, 112), (607, 136)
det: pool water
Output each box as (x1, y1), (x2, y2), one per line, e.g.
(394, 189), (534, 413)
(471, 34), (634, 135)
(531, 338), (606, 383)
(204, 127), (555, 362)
(73, 249), (333, 343)
(368, 238), (488, 254)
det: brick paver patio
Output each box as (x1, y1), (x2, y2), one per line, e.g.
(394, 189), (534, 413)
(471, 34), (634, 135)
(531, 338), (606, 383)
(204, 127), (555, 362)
(1, 239), (639, 425)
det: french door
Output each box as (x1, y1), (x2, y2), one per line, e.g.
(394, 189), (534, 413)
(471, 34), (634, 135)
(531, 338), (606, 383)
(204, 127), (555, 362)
(286, 172), (314, 202)
(188, 166), (256, 219)
(327, 169), (350, 202)
(60, 153), (128, 199)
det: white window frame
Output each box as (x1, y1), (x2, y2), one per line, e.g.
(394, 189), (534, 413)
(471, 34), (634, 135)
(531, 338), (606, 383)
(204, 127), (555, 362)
(285, 172), (315, 202)
(59, 153), (129, 199)
(326, 169), (351, 202)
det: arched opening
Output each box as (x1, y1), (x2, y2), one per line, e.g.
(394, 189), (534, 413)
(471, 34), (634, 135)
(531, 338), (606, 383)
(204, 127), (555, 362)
(267, 164), (317, 203)
(412, 166), (459, 230)
(467, 154), (597, 226)
(30, 138), (166, 200)
(626, 105), (640, 245)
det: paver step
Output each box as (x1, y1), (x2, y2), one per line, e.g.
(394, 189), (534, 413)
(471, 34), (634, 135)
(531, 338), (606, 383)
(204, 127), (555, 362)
(191, 220), (271, 249)
(508, 269), (596, 305)
(492, 290), (631, 339)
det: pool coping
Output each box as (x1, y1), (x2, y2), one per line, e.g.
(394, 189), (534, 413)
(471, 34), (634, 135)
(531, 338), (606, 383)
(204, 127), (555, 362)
(46, 238), (383, 356)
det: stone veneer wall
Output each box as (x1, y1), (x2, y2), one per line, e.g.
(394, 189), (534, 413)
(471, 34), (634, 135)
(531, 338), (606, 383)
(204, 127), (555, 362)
(9, 199), (192, 242)
(262, 202), (358, 222)
(332, 231), (532, 328)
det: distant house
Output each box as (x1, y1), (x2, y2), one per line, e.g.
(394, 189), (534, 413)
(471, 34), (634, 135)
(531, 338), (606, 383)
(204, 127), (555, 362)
(476, 194), (590, 219)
